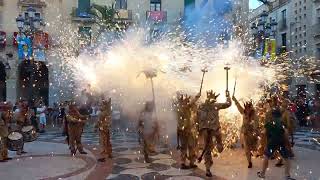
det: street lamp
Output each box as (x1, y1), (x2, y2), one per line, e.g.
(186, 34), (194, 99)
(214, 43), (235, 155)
(260, 11), (268, 23)
(251, 10), (278, 59)
(270, 19), (278, 38)
(16, 15), (24, 32)
(15, 7), (45, 104)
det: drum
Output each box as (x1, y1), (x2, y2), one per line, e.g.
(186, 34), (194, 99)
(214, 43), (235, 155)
(7, 132), (24, 151)
(22, 126), (37, 142)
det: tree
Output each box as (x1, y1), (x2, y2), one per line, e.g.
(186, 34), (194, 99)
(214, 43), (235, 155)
(90, 3), (123, 32)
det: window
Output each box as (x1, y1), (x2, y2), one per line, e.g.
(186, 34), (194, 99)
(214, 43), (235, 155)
(282, 9), (287, 25)
(299, 8), (302, 12)
(304, 40), (307, 44)
(304, 6), (306, 10)
(304, 14), (306, 18)
(304, 48), (307, 52)
(281, 33), (287, 46)
(295, 43), (298, 47)
(295, 36), (298, 40)
(299, 48), (302, 53)
(304, 25), (306, 30)
(304, 0), (306, 3)
(299, 34), (302, 38)
(78, 0), (90, 13)
(299, 41), (302, 46)
(295, 3), (297, 7)
(299, 27), (302, 31)
(295, 28), (298, 32)
(304, 32), (306, 37)
(299, 1), (301, 5)
(295, 10), (297, 14)
(150, 0), (161, 11)
(115, 0), (127, 9)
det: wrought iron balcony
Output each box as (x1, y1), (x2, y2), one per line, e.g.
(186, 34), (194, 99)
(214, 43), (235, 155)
(71, 7), (95, 22)
(278, 19), (287, 31)
(146, 11), (167, 23)
(18, 0), (46, 7)
(114, 9), (133, 22)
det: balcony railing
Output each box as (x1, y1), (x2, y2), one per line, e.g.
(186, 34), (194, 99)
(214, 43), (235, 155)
(278, 19), (287, 31)
(18, 0), (46, 7)
(146, 11), (167, 23)
(313, 23), (320, 37)
(71, 7), (95, 22)
(114, 9), (133, 22)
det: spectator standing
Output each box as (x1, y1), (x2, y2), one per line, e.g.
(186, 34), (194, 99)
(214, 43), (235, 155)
(37, 101), (47, 133)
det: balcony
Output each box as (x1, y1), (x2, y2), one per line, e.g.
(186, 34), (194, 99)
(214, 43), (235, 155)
(18, 0), (46, 8)
(71, 7), (95, 23)
(114, 9), (133, 22)
(146, 11), (167, 23)
(313, 23), (320, 37)
(278, 20), (288, 31)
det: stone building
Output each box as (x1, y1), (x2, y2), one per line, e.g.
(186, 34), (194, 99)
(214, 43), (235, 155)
(0, 0), (250, 105)
(249, 0), (320, 99)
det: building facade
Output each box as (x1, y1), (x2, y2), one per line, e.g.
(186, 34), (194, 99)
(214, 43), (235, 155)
(0, 0), (250, 105)
(249, 0), (320, 99)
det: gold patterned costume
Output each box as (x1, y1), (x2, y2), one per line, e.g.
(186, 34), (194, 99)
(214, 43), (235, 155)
(95, 99), (112, 161)
(197, 91), (231, 177)
(176, 93), (200, 168)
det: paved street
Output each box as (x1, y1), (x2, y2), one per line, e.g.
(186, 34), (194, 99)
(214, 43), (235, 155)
(1, 124), (320, 180)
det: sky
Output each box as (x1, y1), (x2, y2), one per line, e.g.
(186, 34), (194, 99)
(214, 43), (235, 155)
(249, 0), (263, 9)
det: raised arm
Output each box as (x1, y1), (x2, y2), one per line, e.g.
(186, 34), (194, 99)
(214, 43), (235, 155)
(232, 96), (244, 114)
(216, 92), (232, 110)
(190, 92), (201, 107)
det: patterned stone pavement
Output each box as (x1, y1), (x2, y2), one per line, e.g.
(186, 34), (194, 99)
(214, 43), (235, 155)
(37, 127), (220, 179)
(33, 126), (320, 180)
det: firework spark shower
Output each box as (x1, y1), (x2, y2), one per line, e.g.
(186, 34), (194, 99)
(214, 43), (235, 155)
(65, 27), (276, 145)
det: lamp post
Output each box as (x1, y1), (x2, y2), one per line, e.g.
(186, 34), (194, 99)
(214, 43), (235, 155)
(251, 10), (277, 59)
(15, 7), (45, 104)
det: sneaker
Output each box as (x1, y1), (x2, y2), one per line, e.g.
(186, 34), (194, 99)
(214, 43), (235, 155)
(180, 163), (189, 169)
(257, 171), (265, 178)
(275, 161), (284, 167)
(189, 164), (198, 169)
(145, 158), (152, 163)
(97, 158), (106, 162)
(286, 176), (296, 180)
(248, 162), (252, 168)
(79, 151), (87, 154)
(206, 170), (212, 177)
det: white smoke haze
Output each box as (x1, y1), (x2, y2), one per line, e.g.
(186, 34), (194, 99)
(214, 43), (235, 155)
(65, 27), (277, 145)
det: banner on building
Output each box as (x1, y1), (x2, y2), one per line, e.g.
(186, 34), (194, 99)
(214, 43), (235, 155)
(33, 48), (46, 62)
(33, 32), (49, 49)
(264, 38), (276, 61)
(17, 33), (32, 60)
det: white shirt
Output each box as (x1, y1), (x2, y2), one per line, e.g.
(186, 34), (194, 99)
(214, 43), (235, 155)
(37, 106), (46, 118)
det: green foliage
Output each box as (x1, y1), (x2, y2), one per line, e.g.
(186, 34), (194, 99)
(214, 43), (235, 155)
(90, 3), (122, 31)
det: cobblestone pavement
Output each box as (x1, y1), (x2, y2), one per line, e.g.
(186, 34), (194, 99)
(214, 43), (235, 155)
(8, 126), (320, 180)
